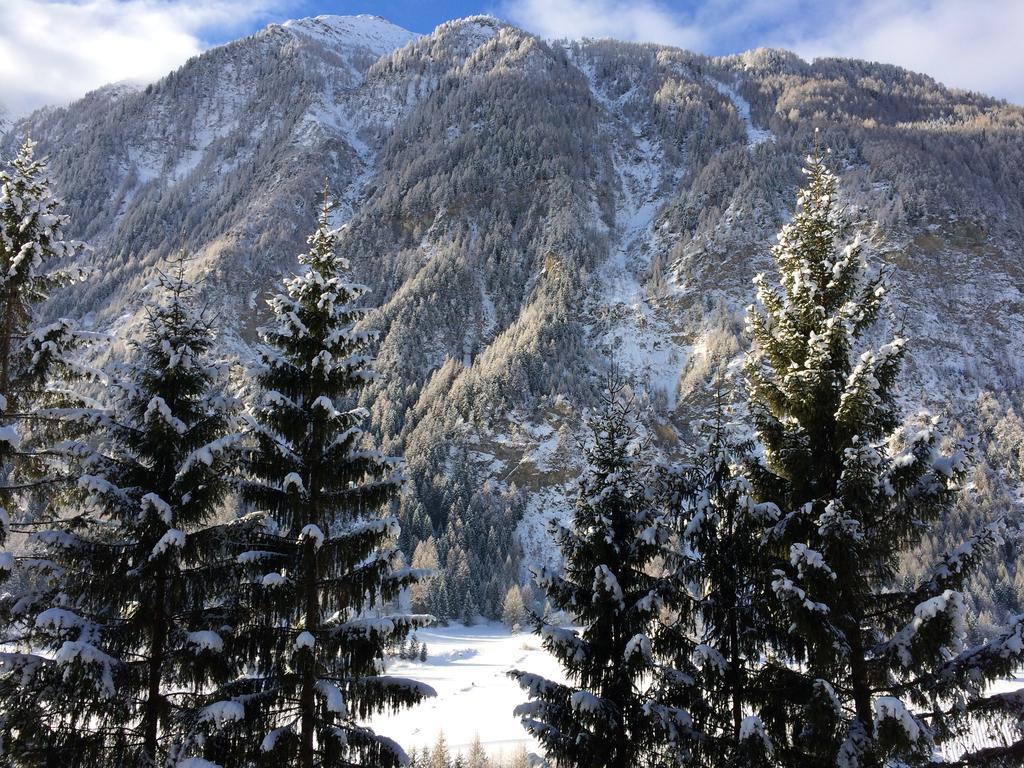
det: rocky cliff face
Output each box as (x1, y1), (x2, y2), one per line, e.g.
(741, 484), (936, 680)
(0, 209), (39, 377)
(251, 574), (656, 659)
(5, 14), (1024, 622)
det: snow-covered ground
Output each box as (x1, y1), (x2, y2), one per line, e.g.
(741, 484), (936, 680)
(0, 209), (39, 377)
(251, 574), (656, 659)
(945, 675), (1024, 760)
(372, 624), (1024, 762)
(370, 623), (565, 759)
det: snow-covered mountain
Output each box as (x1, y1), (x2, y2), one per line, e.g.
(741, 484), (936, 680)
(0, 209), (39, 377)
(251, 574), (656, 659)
(4, 14), (1024, 624)
(282, 14), (420, 54)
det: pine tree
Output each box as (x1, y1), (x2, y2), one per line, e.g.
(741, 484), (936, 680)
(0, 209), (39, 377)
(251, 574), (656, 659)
(198, 188), (433, 768)
(510, 378), (698, 767)
(0, 256), (243, 766)
(419, 642), (428, 662)
(659, 381), (786, 767)
(744, 151), (1024, 766)
(0, 141), (90, 756)
(429, 571), (452, 625)
(460, 589), (479, 626)
(0, 138), (86, 568)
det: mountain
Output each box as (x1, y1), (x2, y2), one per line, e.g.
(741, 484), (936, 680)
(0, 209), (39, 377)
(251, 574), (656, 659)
(4, 14), (1024, 628)
(282, 14), (420, 54)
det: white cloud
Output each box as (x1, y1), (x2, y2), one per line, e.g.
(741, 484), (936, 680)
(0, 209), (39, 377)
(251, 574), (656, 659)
(777, 0), (1024, 104)
(498, 0), (1024, 104)
(0, 0), (289, 117)
(497, 0), (707, 50)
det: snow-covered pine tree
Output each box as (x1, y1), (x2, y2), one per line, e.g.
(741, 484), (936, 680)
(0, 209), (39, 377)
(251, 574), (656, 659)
(510, 378), (698, 767)
(0, 137), (86, 562)
(744, 150), (1024, 766)
(198, 189), (433, 768)
(658, 380), (786, 767)
(0, 255), (244, 766)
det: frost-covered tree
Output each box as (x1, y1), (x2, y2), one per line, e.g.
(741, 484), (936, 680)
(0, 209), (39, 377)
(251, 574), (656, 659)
(410, 535), (440, 615)
(510, 379), (698, 767)
(0, 138), (86, 557)
(744, 152), (1024, 766)
(659, 385), (787, 768)
(466, 734), (488, 768)
(0, 256), (243, 766)
(501, 585), (526, 630)
(0, 139), (85, 405)
(197, 191), (433, 768)
(429, 732), (451, 768)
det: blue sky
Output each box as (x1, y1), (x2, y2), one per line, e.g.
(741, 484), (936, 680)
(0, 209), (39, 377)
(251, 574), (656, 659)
(2, 1), (1022, 117)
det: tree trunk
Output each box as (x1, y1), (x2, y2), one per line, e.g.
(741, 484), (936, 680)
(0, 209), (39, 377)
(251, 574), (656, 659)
(0, 284), (17, 406)
(845, 603), (874, 738)
(726, 497), (743, 745)
(143, 569), (167, 765)
(299, 539), (319, 768)
(729, 586), (743, 745)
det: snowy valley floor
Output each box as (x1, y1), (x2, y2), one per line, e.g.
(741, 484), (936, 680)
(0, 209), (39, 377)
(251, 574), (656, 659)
(371, 623), (1024, 762)
(370, 623), (565, 759)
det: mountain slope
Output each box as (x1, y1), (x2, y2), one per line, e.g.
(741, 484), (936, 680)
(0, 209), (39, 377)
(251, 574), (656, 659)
(4, 14), (1024, 627)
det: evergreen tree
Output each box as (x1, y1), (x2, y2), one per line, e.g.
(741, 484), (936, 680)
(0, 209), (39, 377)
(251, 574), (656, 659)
(419, 642), (428, 662)
(429, 571), (452, 625)
(0, 257), (243, 766)
(198, 189), (433, 768)
(659, 383), (786, 768)
(744, 151), (1024, 766)
(460, 589), (479, 626)
(0, 140), (90, 756)
(0, 138), (86, 562)
(510, 379), (698, 767)
(0, 138), (86, 410)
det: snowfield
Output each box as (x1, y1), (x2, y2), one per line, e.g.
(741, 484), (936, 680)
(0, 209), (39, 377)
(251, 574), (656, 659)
(371, 623), (1024, 761)
(371, 623), (565, 758)
(944, 676), (1024, 760)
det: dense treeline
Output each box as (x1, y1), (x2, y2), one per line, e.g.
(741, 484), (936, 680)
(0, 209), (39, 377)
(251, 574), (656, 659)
(0, 134), (1022, 768)
(406, 732), (531, 768)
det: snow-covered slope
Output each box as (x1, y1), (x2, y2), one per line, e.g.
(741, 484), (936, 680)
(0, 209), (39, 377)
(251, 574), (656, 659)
(282, 14), (419, 55)
(4, 15), (1024, 625)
